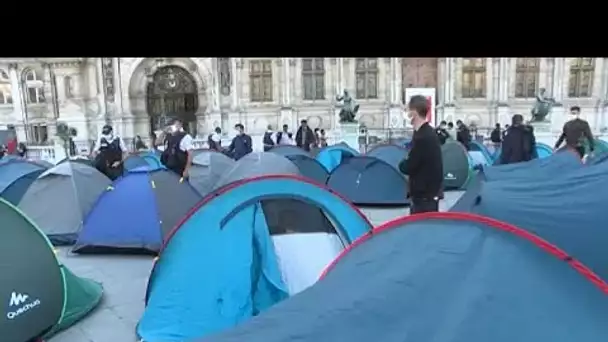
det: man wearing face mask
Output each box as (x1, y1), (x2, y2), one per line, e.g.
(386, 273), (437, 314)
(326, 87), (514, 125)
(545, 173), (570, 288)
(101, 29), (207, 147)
(398, 95), (443, 214)
(160, 119), (194, 179)
(228, 123), (252, 160)
(554, 106), (594, 159)
(435, 120), (450, 145)
(92, 124), (127, 180)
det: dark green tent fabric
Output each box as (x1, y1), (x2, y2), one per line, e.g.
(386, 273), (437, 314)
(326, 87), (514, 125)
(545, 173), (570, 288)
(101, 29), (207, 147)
(584, 138), (608, 154)
(0, 198), (103, 341)
(441, 141), (471, 190)
(44, 265), (104, 338)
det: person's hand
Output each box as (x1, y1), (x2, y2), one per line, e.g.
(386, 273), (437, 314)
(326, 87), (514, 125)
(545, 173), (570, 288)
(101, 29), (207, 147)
(182, 168), (189, 179)
(111, 161), (120, 167)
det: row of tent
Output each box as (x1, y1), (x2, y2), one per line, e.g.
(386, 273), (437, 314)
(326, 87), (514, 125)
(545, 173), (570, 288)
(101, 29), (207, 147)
(5, 150), (608, 341)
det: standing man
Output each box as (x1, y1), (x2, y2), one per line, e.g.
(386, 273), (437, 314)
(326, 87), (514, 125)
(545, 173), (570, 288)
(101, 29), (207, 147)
(276, 124), (294, 146)
(92, 124), (127, 180)
(160, 119), (194, 179)
(490, 123), (502, 153)
(228, 123), (252, 160)
(207, 127), (222, 152)
(500, 114), (536, 164)
(554, 105), (594, 159)
(399, 95), (443, 214)
(295, 119), (315, 152)
(456, 120), (471, 149)
(262, 125), (276, 152)
(435, 120), (450, 145)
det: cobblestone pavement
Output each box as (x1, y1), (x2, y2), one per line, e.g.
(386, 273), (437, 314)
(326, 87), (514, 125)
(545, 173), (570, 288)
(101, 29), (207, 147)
(51, 191), (464, 342)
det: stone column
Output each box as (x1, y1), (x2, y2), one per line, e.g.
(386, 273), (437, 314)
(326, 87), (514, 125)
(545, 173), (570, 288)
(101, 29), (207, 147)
(95, 58), (107, 119)
(498, 58), (510, 103)
(552, 58), (565, 103)
(113, 58), (123, 114)
(8, 64), (23, 124)
(388, 58), (396, 104)
(538, 58), (549, 92)
(211, 58), (221, 112)
(230, 58), (239, 109)
(336, 58), (344, 94)
(388, 58), (403, 128)
(281, 57), (290, 107)
(43, 63), (60, 119)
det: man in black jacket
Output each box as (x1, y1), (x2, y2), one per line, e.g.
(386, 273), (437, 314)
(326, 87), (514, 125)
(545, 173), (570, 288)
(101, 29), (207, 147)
(500, 114), (536, 165)
(554, 106), (594, 159)
(399, 95), (443, 214)
(435, 120), (450, 145)
(295, 119), (315, 152)
(456, 120), (471, 149)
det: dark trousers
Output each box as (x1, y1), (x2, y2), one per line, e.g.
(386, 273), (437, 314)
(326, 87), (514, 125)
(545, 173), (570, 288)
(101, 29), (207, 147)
(410, 197), (439, 214)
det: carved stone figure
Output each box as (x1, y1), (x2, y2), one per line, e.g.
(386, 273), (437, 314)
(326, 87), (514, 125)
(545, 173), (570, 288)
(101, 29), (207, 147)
(336, 89), (359, 123)
(531, 88), (554, 122)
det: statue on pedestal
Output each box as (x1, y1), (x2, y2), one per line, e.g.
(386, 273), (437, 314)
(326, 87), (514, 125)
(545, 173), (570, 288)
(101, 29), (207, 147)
(531, 88), (555, 122)
(336, 89), (359, 123)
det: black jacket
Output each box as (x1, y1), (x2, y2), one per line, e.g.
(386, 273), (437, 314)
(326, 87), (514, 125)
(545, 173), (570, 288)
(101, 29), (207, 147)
(435, 128), (449, 145)
(400, 123), (443, 199)
(500, 125), (536, 164)
(295, 126), (315, 151)
(554, 118), (594, 151)
(456, 125), (471, 148)
(490, 128), (502, 143)
(228, 134), (253, 160)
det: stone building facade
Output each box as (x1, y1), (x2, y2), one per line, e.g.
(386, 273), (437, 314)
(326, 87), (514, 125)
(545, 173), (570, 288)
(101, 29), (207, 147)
(0, 57), (606, 144)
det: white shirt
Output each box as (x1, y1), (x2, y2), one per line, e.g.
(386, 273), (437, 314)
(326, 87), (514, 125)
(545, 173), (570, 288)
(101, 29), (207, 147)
(275, 131), (294, 145)
(93, 135), (127, 152)
(179, 133), (194, 152)
(210, 133), (221, 143)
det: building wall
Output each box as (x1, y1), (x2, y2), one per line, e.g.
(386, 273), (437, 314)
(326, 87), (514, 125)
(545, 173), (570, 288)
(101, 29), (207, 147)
(0, 57), (607, 145)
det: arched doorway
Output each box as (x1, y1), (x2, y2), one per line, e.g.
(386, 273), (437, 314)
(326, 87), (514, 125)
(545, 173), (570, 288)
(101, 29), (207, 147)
(146, 66), (198, 135)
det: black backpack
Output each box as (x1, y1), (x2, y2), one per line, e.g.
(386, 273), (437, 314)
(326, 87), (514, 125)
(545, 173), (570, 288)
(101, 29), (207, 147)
(161, 132), (187, 169)
(263, 132), (275, 151)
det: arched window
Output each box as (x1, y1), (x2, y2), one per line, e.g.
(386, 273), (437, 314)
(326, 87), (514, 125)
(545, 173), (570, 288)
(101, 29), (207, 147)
(568, 58), (594, 98)
(24, 69), (45, 104)
(355, 58), (378, 99)
(461, 58), (486, 98)
(0, 69), (12, 105)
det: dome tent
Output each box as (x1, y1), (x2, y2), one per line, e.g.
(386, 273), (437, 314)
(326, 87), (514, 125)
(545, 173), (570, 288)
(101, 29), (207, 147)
(468, 141), (493, 164)
(0, 159), (47, 205)
(327, 156), (408, 206)
(189, 150), (235, 195)
(137, 175), (373, 342)
(217, 152), (335, 236)
(442, 141), (473, 190)
(73, 167), (202, 254)
(18, 162), (112, 245)
(0, 198), (103, 342)
(315, 143), (359, 173)
(57, 155), (94, 167)
(201, 212), (608, 342)
(366, 144), (408, 172)
(123, 150), (164, 172)
(268, 145), (311, 157)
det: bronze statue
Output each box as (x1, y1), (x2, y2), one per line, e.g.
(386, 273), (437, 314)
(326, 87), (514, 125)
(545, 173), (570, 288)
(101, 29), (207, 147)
(336, 89), (359, 123)
(531, 88), (554, 122)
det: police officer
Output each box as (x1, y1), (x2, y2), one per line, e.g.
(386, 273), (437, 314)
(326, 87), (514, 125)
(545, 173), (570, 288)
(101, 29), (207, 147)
(263, 125), (275, 152)
(554, 105), (594, 159)
(207, 127), (222, 151)
(92, 124), (127, 180)
(161, 119), (194, 178)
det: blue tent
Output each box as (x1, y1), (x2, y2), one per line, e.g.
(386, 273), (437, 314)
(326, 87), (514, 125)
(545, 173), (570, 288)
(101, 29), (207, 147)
(468, 141), (493, 164)
(138, 175), (373, 342)
(455, 160), (608, 283)
(366, 144), (408, 172)
(269, 145), (311, 157)
(316, 144), (359, 172)
(0, 160), (47, 205)
(481, 149), (582, 182)
(124, 151), (164, 171)
(201, 212), (608, 342)
(327, 156), (408, 206)
(73, 168), (201, 254)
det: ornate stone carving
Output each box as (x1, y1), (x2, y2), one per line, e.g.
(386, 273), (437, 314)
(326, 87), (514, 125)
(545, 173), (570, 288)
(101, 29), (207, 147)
(289, 58), (296, 67)
(7, 63), (18, 70)
(236, 59), (244, 69)
(330, 58), (337, 65)
(101, 58), (115, 102)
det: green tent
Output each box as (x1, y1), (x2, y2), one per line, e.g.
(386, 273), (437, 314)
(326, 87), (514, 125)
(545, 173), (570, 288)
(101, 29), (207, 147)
(0, 198), (103, 342)
(584, 138), (608, 155)
(441, 141), (473, 190)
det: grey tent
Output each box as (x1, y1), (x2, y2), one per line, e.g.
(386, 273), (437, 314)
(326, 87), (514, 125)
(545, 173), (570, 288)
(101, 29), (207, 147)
(216, 152), (334, 235)
(216, 152), (300, 188)
(18, 162), (112, 245)
(189, 150), (235, 195)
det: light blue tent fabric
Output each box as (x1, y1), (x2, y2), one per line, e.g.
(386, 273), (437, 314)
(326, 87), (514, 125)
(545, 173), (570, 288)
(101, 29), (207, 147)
(0, 160), (47, 204)
(202, 213), (608, 342)
(482, 149), (582, 181)
(468, 141), (493, 164)
(461, 160), (608, 283)
(138, 175), (372, 341)
(124, 151), (164, 171)
(316, 144), (359, 173)
(535, 142), (553, 158)
(366, 144), (408, 172)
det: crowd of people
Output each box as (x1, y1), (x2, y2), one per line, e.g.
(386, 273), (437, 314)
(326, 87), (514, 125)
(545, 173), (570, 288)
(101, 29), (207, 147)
(400, 98), (596, 215)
